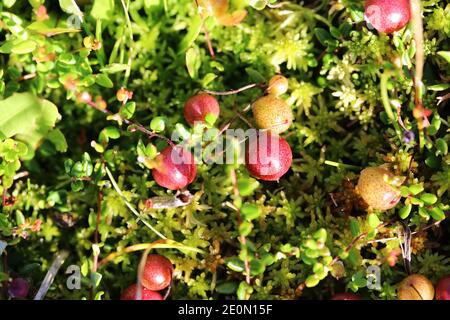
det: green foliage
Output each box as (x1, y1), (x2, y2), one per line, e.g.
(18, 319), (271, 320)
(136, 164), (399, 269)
(0, 0), (449, 301)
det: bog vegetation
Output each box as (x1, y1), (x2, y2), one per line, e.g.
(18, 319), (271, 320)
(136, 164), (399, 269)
(0, 0), (450, 300)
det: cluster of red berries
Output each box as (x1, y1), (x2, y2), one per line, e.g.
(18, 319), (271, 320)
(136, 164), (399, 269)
(121, 254), (173, 300)
(151, 75), (294, 190)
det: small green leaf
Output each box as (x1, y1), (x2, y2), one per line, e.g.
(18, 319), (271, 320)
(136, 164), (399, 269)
(119, 102), (136, 120)
(430, 207), (445, 220)
(305, 274), (320, 288)
(420, 193), (437, 205)
(314, 28), (332, 46)
(399, 204), (412, 219)
(215, 282), (238, 294)
(428, 84), (450, 92)
(150, 117), (165, 132)
(58, 0), (83, 20)
(437, 51), (450, 64)
(237, 178), (259, 196)
(101, 63), (128, 74)
(435, 138), (448, 156)
(47, 129), (68, 152)
(241, 203), (260, 221)
(185, 46), (201, 79)
(225, 257), (245, 272)
(11, 40), (37, 54)
(95, 74), (113, 88)
(418, 207), (430, 219)
(91, 0), (115, 20)
(249, 259), (265, 276)
(103, 126), (120, 139)
(239, 221), (253, 236)
(179, 15), (202, 52)
(15, 211), (25, 225)
(249, 0), (268, 10)
(367, 213), (381, 229)
(313, 228), (327, 243)
(349, 218), (360, 237)
(409, 184), (424, 196)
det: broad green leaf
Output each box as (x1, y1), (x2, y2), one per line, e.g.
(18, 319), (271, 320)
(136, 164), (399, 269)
(241, 203), (260, 221)
(225, 257), (244, 272)
(179, 15), (202, 53)
(430, 207), (445, 220)
(437, 51), (450, 64)
(4, 0), (17, 8)
(27, 21), (80, 36)
(47, 129), (68, 152)
(91, 0), (115, 20)
(186, 46), (201, 79)
(11, 40), (37, 54)
(237, 177), (259, 196)
(420, 193), (437, 205)
(215, 282), (238, 294)
(0, 93), (60, 159)
(314, 28), (332, 46)
(59, 0), (83, 16)
(399, 204), (412, 219)
(119, 102), (136, 120)
(409, 184), (424, 195)
(349, 218), (360, 237)
(150, 117), (165, 132)
(435, 138), (448, 156)
(95, 74), (113, 88)
(367, 213), (381, 229)
(428, 84), (450, 91)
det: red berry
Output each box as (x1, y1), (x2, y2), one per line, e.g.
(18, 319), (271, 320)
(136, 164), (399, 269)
(152, 145), (197, 190)
(245, 131), (292, 181)
(8, 278), (29, 299)
(330, 293), (362, 300)
(142, 254), (173, 291)
(364, 0), (411, 33)
(436, 275), (450, 300)
(120, 284), (163, 300)
(184, 93), (220, 126)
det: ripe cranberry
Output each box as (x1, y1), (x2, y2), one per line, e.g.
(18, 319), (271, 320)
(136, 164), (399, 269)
(252, 95), (293, 135)
(8, 278), (29, 299)
(120, 284), (163, 300)
(267, 75), (289, 96)
(364, 0), (411, 34)
(398, 274), (434, 300)
(152, 145), (197, 190)
(357, 166), (401, 211)
(184, 93), (220, 126)
(436, 275), (450, 300)
(142, 254), (173, 291)
(245, 131), (293, 181)
(330, 293), (362, 300)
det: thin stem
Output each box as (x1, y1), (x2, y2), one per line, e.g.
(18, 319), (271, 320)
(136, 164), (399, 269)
(105, 166), (167, 239)
(324, 160), (361, 171)
(202, 83), (265, 96)
(98, 240), (204, 267)
(120, 0), (134, 87)
(380, 71), (403, 141)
